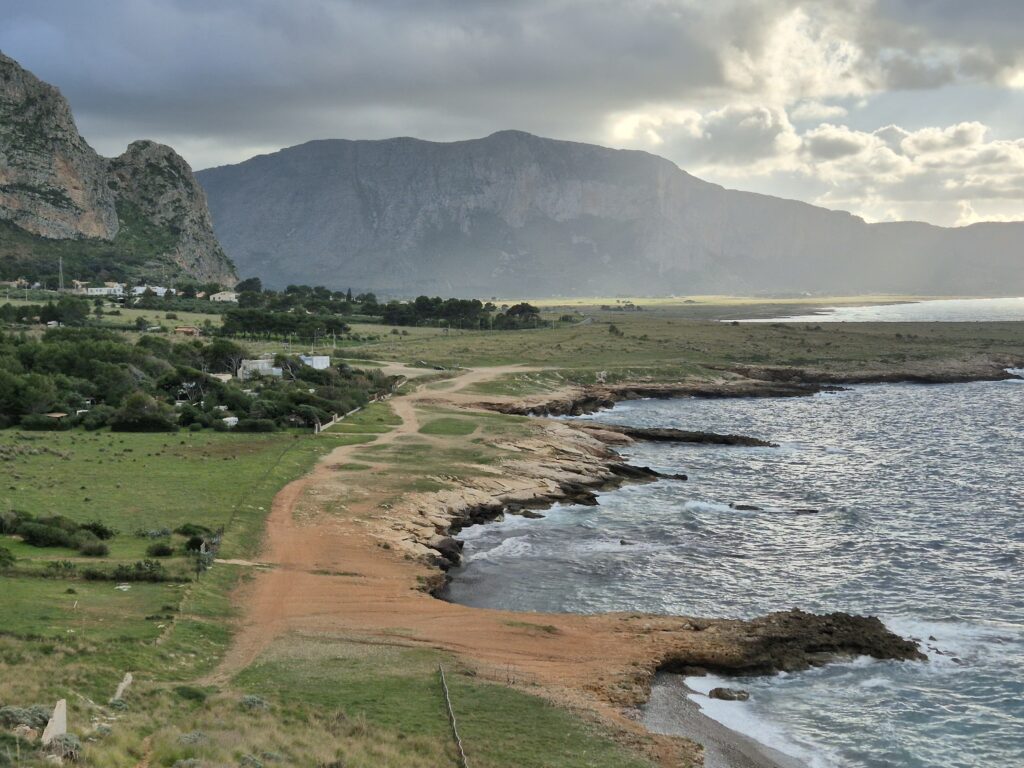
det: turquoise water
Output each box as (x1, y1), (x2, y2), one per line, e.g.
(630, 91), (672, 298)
(445, 380), (1024, 767)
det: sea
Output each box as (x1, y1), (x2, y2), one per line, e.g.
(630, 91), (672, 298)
(444, 299), (1024, 768)
(739, 296), (1024, 323)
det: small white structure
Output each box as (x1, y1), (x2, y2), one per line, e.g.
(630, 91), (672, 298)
(209, 372), (233, 383)
(82, 284), (124, 297)
(222, 416), (239, 428)
(41, 699), (66, 746)
(210, 290), (238, 303)
(238, 358), (283, 380)
(299, 354), (331, 370)
(131, 285), (174, 298)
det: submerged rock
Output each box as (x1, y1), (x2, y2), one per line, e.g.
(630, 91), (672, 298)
(708, 687), (750, 701)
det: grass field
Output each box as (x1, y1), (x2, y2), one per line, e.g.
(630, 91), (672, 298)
(3, 295), (1022, 766)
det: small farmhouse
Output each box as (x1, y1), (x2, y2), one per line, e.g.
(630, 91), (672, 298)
(210, 291), (239, 303)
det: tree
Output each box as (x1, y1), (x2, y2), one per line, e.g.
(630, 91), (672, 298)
(109, 392), (178, 432)
(236, 276), (262, 293)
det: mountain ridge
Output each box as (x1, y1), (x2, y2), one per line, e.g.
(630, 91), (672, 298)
(197, 129), (1022, 297)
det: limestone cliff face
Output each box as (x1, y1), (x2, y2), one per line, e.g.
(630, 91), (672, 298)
(0, 52), (118, 240)
(107, 141), (236, 285)
(0, 52), (236, 285)
(198, 130), (1024, 296)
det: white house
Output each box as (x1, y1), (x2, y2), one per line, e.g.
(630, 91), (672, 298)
(131, 285), (174, 298)
(238, 358), (283, 380)
(221, 416), (239, 428)
(210, 291), (238, 303)
(299, 354), (331, 370)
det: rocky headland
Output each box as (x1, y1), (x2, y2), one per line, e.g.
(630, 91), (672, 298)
(0, 51), (235, 284)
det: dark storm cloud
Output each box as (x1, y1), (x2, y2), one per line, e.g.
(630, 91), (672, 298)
(0, 0), (735, 163)
(3, 1), (1024, 225)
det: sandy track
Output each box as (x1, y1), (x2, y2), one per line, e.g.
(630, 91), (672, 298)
(208, 364), (702, 765)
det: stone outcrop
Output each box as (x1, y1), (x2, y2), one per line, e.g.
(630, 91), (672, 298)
(0, 52), (236, 284)
(0, 52), (118, 240)
(657, 609), (926, 676)
(197, 129), (1024, 295)
(107, 141), (236, 284)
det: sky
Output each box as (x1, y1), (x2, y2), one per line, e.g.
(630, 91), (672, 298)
(4, 0), (1024, 226)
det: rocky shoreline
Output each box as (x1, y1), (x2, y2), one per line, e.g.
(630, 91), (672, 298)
(480, 361), (1023, 417)
(381, 416), (925, 689)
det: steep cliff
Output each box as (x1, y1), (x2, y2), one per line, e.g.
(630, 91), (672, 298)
(0, 52), (236, 286)
(107, 140), (235, 284)
(198, 130), (1023, 296)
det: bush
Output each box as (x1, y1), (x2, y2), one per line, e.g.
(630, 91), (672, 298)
(18, 522), (78, 548)
(146, 542), (174, 557)
(184, 535), (206, 552)
(109, 392), (178, 432)
(188, 421), (203, 432)
(174, 523), (212, 537)
(234, 418), (277, 432)
(0, 704), (51, 729)
(18, 414), (70, 431)
(239, 695), (269, 712)
(174, 686), (209, 703)
(81, 405), (115, 430)
(112, 560), (168, 582)
(79, 520), (116, 540)
(0, 545), (13, 569)
(78, 540), (109, 557)
(48, 733), (82, 761)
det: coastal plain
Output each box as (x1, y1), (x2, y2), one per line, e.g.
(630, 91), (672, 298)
(3, 297), (1023, 767)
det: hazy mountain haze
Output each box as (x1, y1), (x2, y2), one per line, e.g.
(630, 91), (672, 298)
(197, 130), (1024, 296)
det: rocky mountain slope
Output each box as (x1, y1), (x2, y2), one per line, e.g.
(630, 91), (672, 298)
(198, 131), (1023, 296)
(0, 52), (236, 285)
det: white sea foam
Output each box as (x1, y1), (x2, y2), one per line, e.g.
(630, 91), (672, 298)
(684, 676), (841, 768)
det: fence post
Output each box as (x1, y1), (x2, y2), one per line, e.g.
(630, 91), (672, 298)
(438, 665), (469, 768)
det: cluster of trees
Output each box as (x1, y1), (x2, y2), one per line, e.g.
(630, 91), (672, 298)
(220, 308), (350, 340)
(0, 328), (391, 431)
(380, 298), (544, 329)
(0, 296), (91, 326)
(234, 279), (379, 315)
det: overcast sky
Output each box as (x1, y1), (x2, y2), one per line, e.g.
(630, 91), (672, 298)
(4, 0), (1024, 226)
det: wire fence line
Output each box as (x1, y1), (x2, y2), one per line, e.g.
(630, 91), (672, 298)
(438, 664), (470, 768)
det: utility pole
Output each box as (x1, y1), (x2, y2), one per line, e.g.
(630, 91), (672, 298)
(58, 256), (64, 293)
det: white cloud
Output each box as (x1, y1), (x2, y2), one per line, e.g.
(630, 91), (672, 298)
(790, 101), (849, 121)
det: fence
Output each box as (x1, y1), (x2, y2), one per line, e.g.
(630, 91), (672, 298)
(438, 665), (469, 768)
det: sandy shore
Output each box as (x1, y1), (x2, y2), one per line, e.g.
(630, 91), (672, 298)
(642, 674), (807, 768)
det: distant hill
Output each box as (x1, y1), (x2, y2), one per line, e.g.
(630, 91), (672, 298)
(197, 130), (1023, 296)
(0, 52), (236, 286)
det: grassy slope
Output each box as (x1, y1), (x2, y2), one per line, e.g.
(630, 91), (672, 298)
(4, 297), (1022, 766)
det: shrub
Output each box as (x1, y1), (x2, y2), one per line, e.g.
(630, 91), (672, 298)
(0, 546), (13, 569)
(239, 695), (269, 712)
(234, 418), (277, 432)
(17, 522), (78, 548)
(112, 560), (168, 582)
(146, 542), (174, 557)
(79, 520), (116, 540)
(174, 687), (208, 703)
(18, 414), (70, 431)
(109, 392), (178, 432)
(47, 733), (81, 761)
(44, 560), (77, 577)
(0, 704), (51, 729)
(188, 421), (203, 432)
(78, 540), (109, 557)
(184, 535), (206, 552)
(0, 509), (31, 534)
(81, 405), (115, 430)
(174, 523), (212, 537)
